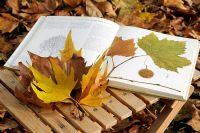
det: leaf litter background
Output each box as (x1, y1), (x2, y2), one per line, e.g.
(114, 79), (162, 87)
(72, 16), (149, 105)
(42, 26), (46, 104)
(0, 0), (200, 132)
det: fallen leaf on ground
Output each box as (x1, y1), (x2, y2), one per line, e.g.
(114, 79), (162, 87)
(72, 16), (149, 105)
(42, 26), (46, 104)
(86, 0), (103, 17)
(21, 0), (48, 14)
(0, 36), (13, 54)
(63, 0), (82, 8)
(95, 1), (116, 17)
(187, 104), (200, 132)
(164, 0), (187, 10)
(0, 118), (18, 131)
(6, 0), (19, 14)
(0, 13), (19, 33)
(107, 36), (136, 57)
(0, 104), (6, 119)
(138, 33), (191, 72)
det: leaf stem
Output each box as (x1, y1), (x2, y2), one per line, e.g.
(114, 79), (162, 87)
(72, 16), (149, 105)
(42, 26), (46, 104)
(69, 97), (89, 116)
(107, 55), (147, 77)
(109, 76), (181, 92)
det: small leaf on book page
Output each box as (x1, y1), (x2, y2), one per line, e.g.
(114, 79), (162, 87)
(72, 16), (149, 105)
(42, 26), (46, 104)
(138, 33), (191, 72)
(107, 36), (136, 57)
(138, 68), (154, 78)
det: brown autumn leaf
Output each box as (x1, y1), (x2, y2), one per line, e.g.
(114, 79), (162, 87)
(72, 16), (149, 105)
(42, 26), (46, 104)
(95, 1), (116, 17)
(62, 55), (89, 90)
(107, 36), (136, 57)
(0, 36), (13, 54)
(18, 62), (33, 88)
(0, 118), (18, 131)
(55, 10), (70, 16)
(15, 87), (53, 108)
(75, 6), (87, 16)
(63, 0), (82, 8)
(86, 0), (103, 17)
(0, 104), (6, 119)
(0, 13), (19, 33)
(164, 0), (187, 10)
(21, 0), (48, 14)
(6, 0), (19, 14)
(28, 52), (60, 79)
(187, 104), (200, 132)
(44, 0), (60, 11)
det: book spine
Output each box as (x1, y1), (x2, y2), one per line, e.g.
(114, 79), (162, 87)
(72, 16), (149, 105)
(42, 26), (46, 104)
(4, 16), (46, 68)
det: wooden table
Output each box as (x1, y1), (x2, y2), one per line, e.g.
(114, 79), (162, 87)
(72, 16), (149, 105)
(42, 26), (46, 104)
(0, 69), (197, 133)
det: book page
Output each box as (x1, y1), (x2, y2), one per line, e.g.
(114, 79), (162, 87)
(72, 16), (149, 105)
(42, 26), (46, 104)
(6, 16), (119, 68)
(107, 26), (199, 99)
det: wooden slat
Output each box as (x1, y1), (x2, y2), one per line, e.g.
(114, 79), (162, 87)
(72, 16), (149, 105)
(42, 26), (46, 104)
(103, 94), (132, 120)
(0, 83), (52, 133)
(83, 106), (117, 129)
(0, 69), (78, 133)
(56, 104), (102, 133)
(193, 69), (200, 81)
(148, 86), (194, 133)
(31, 107), (78, 133)
(134, 93), (159, 105)
(108, 88), (146, 112)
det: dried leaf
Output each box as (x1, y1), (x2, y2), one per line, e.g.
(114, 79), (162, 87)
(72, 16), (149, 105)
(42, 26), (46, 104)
(62, 56), (89, 90)
(44, 0), (60, 11)
(139, 12), (154, 23)
(15, 87), (52, 108)
(107, 36), (136, 57)
(79, 52), (110, 106)
(0, 104), (6, 119)
(0, 13), (19, 33)
(0, 119), (18, 131)
(6, 0), (19, 14)
(55, 10), (70, 16)
(0, 36), (13, 54)
(86, 0), (103, 17)
(95, 1), (116, 17)
(187, 104), (200, 132)
(164, 0), (187, 10)
(60, 31), (82, 62)
(22, 0), (48, 14)
(18, 62), (33, 88)
(138, 33), (191, 72)
(112, 0), (139, 16)
(75, 6), (87, 16)
(63, 0), (82, 7)
(30, 58), (77, 103)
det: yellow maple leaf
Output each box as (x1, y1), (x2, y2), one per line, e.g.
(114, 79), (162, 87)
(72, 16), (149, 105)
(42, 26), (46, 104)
(60, 31), (82, 62)
(30, 58), (77, 103)
(79, 53), (110, 106)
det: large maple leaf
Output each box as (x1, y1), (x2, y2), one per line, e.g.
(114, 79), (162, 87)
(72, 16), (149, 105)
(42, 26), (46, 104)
(30, 58), (77, 103)
(138, 33), (191, 72)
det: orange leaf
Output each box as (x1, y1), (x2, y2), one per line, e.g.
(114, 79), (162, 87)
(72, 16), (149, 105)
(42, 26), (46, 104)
(107, 36), (136, 57)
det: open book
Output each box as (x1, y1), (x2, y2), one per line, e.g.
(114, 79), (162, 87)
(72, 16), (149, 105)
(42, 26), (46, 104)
(5, 16), (200, 100)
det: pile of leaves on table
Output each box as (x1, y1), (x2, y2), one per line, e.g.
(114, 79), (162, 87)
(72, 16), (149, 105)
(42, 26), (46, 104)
(0, 0), (200, 132)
